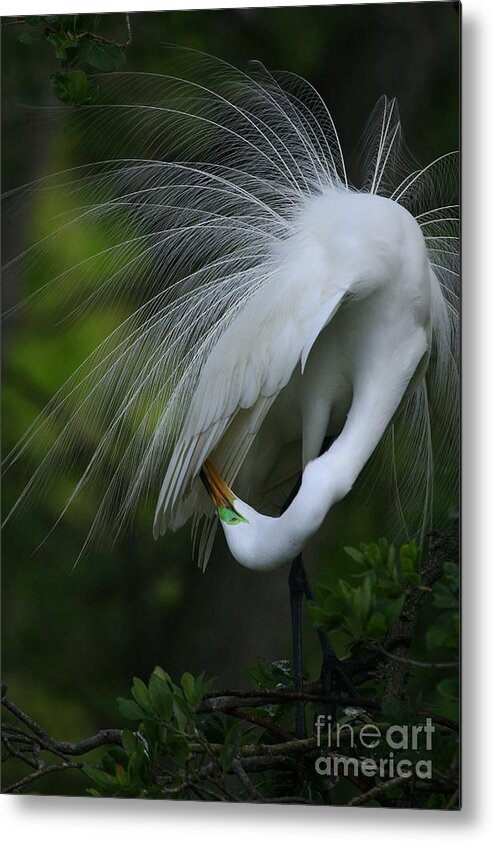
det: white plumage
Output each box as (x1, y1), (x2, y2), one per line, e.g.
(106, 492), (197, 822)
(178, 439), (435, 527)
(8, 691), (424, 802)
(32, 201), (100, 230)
(210, 192), (435, 569)
(2, 56), (459, 570)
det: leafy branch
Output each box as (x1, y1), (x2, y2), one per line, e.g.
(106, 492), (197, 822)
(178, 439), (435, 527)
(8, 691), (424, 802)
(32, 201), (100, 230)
(5, 13), (132, 105)
(1, 527), (459, 806)
(1, 679), (456, 801)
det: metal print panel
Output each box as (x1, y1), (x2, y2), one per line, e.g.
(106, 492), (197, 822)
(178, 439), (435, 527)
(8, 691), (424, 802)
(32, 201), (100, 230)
(1, 2), (460, 808)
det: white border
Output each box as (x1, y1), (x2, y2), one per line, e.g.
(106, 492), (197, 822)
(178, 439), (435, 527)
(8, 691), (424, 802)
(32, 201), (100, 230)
(2, 0), (493, 838)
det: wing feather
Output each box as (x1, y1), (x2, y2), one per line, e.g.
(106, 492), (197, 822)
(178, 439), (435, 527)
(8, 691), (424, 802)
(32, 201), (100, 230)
(153, 280), (346, 542)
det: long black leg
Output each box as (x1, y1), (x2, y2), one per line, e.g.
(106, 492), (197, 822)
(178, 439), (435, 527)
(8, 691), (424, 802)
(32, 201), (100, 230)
(288, 554), (307, 738)
(283, 438), (356, 738)
(287, 557), (357, 738)
(298, 557), (357, 697)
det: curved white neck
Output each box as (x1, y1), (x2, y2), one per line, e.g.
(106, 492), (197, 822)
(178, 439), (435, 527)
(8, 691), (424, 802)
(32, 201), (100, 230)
(220, 325), (428, 571)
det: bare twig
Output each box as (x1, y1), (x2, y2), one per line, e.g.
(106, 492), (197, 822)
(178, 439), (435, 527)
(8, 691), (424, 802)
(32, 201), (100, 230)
(77, 13), (132, 50)
(378, 646), (458, 670)
(3, 761), (84, 794)
(1, 732), (39, 769)
(232, 758), (264, 802)
(347, 776), (405, 807)
(445, 789), (460, 810)
(4, 13), (132, 50)
(2, 696), (122, 755)
(124, 13), (132, 48)
(201, 687), (377, 714)
(228, 707), (293, 741)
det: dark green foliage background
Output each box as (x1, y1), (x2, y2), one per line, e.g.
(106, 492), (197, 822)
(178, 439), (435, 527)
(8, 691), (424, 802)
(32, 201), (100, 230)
(1, 3), (459, 797)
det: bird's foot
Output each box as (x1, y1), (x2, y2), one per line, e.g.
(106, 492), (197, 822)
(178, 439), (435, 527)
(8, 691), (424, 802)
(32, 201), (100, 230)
(318, 632), (359, 704)
(320, 654), (359, 698)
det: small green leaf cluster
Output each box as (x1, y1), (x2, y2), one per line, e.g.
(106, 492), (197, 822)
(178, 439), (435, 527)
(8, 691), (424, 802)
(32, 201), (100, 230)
(16, 15), (128, 106)
(84, 668), (214, 797)
(308, 539), (421, 654)
(83, 668), (252, 799)
(427, 562), (459, 651)
(245, 657), (295, 689)
(243, 658), (303, 741)
(427, 562), (460, 720)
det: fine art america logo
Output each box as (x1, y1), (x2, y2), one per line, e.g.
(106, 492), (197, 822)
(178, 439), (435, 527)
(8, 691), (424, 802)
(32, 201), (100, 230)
(314, 714), (435, 780)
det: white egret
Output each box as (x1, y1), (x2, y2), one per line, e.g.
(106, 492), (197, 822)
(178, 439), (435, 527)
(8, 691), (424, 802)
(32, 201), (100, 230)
(3, 55), (459, 733)
(197, 189), (435, 571)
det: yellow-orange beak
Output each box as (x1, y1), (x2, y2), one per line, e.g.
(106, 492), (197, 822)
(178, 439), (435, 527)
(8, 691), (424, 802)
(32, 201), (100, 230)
(200, 459), (235, 510)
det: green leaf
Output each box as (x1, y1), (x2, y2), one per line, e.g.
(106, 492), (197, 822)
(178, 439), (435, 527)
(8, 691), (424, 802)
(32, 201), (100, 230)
(115, 763), (127, 786)
(437, 679), (459, 702)
(78, 37), (126, 72)
(366, 611), (387, 639)
(426, 609), (458, 652)
(117, 697), (144, 721)
(365, 543), (382, 566)
(194, 672), (205, 707)
(67, 70), (90, 103)
(149, 672), (173, 720)
(443, 562), (459, 580)
(402, 570), (421, 587)
(49, 70), (90, 105)
(83, 765), (117, 789)
(307, 602), (333, 630)
(220, 722), (242, 773)
(153, 666), (172, 683)
(121, 729), (137, 755)
(46, 33), (73, 60)
(131, 677), (151, 712)
(181, 672), (195, 705)
(49, 72), (71, 103)
(108, 746), (127, 768)
(400, 542), (421, 586)
(360, 576), (372, 619)
(432, 590), (458, 610)
(127, 741), (149, 784)
(343, 546), (365, 563)
(400, 542), (420, 569)
(173, 692), (191, 730)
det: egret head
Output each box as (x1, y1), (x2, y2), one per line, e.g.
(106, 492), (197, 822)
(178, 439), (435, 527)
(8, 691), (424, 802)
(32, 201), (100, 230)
(200, 460), (283, 569)
(199, 460), (300, 571)
(200, 460), (249, 527)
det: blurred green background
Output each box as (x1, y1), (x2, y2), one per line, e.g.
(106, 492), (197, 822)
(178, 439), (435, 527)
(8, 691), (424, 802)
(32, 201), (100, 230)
(1, 3), (459, 795)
